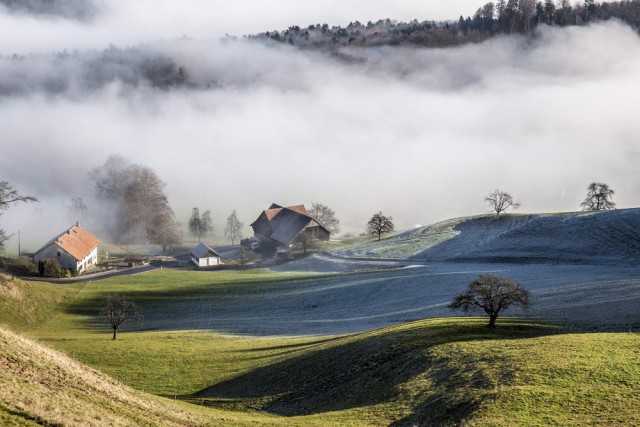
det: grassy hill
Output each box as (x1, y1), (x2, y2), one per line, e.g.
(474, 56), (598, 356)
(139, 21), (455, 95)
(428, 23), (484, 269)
(0, 325), (213, 426)
(1, 269), (639, 425)
(333, 209), (640, 265)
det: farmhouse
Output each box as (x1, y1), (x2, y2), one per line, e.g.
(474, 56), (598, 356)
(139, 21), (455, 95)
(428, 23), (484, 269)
(33, 224), (100, 273)
(250, 203), (330, 249)
(190, 243), (222, 267)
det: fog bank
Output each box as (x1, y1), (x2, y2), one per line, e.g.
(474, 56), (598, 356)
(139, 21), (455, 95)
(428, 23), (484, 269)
(0, 0), (483, 55)
(1, 21), (639, 249)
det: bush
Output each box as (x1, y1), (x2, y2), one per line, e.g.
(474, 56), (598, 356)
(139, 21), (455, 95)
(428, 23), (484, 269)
(41, 259), (65, 278)
(9, 256), (38, 276)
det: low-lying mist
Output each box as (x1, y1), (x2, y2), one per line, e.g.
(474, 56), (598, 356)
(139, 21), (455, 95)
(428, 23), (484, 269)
(0, 0), (483, 55)
(2, 21), (640, 250)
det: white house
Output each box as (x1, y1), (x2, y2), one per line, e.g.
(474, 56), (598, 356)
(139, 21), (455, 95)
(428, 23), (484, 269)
(190, 243), (221, 267)
(33, 224), (101, 273)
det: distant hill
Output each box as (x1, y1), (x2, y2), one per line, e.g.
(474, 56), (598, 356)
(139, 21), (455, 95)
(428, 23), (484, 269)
(334, 209), (640, 265)
(250, 1), (640, 50)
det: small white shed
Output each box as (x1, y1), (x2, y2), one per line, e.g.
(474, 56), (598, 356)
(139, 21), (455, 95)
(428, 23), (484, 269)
(190, 243), (221, 267)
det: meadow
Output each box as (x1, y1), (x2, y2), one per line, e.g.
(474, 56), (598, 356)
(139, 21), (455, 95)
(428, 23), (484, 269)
(1, 268), (639, 426)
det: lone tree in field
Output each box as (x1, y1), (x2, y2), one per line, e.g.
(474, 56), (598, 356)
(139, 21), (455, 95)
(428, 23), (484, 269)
(224, 210), (244, 245)
(308, 202), (340, 235)
(0, 181), (38, 251)
(366, 212), (394, 241)
(449, 274), (531, 328)
(101, 294), (142, 340)
(485, 189), (520, 219)
(580, 182), (616, 211)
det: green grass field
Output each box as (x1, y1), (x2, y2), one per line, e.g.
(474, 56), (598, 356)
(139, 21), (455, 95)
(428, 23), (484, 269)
(1, 270), (639, 426)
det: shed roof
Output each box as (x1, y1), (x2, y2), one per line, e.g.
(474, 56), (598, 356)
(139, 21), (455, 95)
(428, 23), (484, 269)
(191, 243), (221, 259)
(34, 225), (101, 261)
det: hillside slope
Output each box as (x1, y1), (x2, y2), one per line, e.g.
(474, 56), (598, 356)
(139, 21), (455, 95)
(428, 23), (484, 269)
(334, 209), (640, 265)
(419, 209), (640, 264)
(197, 318), (640, 426)
(0, 326), (211, 426)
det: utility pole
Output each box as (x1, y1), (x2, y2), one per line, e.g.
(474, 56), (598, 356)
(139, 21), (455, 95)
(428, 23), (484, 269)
(18, 230), (21, 257)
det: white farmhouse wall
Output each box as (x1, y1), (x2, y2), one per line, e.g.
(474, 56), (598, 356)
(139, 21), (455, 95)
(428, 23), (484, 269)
(33, 245), (78, 270)
(34, 245), (99, 272)
(192, 256), (220, 267)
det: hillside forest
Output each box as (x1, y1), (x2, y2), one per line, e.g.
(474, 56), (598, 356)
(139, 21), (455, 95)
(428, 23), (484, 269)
(251, 0), (640, 49)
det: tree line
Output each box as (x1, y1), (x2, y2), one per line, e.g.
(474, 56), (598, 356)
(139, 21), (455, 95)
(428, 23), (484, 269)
(0, 169), (621, 256)
(251, 0), (640, 50)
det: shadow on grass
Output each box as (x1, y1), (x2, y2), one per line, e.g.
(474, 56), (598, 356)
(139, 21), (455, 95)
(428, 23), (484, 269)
(60, 267), (456, 336)
(190, 319), (554, 425)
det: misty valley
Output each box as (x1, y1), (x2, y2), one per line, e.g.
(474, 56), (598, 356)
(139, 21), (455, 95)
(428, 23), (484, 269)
(1, 0), (640, 426)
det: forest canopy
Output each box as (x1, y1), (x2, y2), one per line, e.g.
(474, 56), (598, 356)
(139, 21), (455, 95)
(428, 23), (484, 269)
(251, 1), (640, 49)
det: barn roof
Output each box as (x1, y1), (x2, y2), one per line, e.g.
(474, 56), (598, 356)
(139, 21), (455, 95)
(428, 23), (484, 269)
(34, 225), (101, 261)
(269, 208), (313, 244)
(250, 203), (330, 245)
(191, 243), (221, 259)
(285, 204), (309, 216)
(251, 204), (309, 226)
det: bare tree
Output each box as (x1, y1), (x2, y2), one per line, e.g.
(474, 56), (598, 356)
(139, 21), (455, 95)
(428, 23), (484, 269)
(66, 197), (87, 225)
(580, 182), (615, 211)
(0, 181), (38, 251)
(308, 202), (340, 235)
(146, 210), (182, 254)
(485, 189), (520, 219)
(366, 212), (394, 241)
(101, 293), (142, 340)
(237, 247), (255, 269)
(224, 210), (244, 245)
(449, 274), (531, 328)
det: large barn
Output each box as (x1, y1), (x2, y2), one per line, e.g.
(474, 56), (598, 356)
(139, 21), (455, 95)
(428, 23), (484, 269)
(33, 224), (100, 273)
(250, 203), (330, 249)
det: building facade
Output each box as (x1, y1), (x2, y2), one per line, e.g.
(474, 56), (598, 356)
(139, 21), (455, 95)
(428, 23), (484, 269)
(33, 224), (101, 273)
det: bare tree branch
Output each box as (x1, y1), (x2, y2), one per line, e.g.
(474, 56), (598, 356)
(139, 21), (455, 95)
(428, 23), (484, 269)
(449, 274), (531, 328)
(485, 189), (520, 219)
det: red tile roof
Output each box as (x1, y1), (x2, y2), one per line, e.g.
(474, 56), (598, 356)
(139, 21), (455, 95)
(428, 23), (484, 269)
(35, 225), (101, 261)
(286, 204), (309, 216)
(264, 208), (283, 221)
(262, 205), (309, 221)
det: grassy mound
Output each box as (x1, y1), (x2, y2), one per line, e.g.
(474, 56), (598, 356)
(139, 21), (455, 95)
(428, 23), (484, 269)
(0, 325), (213, 426)
(193, 318), (640, 426)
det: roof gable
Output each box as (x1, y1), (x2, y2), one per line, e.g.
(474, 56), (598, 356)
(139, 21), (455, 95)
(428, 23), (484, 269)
(285, 204), (309, 216)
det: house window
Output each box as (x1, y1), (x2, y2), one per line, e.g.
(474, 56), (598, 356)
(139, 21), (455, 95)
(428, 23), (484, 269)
(57, 251), (61, 257)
